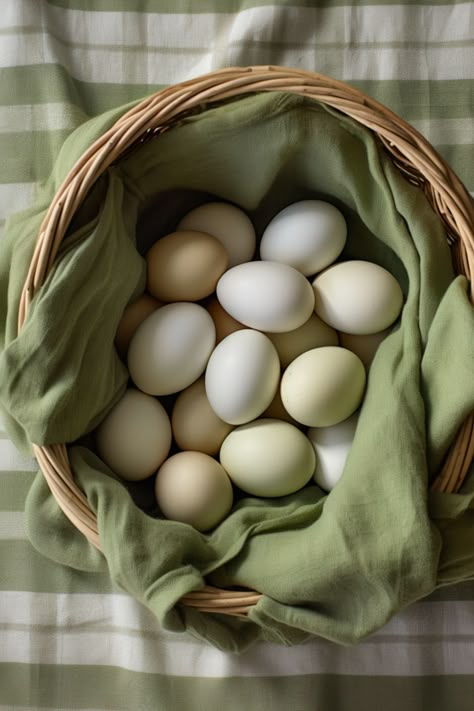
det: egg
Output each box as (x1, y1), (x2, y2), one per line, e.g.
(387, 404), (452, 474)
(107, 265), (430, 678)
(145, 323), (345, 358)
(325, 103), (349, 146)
(308, 412), (359, 492)
(206, 296), (245, 343)
(128, 303), (216, 395)
(217, 261), (315, 333)
(96, 389), (171, 481)
(266, 313), (338, 368)
(146, 230), (228, 302)
(115, 293), (161, 358)
(172, 377), (234, 456)
(155, 451), (233, 531)
(177, 202), (256, 267)
(205, 329), (280, 425)
(219, 419), (315, 497)
(339, 328), (391, 369)
(312, 260), (403, 335)
(259, 200), (347, 275)
(280, 346), (366, 427)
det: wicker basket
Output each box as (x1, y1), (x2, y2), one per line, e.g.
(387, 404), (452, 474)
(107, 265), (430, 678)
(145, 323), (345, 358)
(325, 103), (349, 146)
(18, 66), (474, 617)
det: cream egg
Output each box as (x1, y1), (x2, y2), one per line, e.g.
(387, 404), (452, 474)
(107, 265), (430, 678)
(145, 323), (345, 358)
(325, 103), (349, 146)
(155, 451), (233, 531)
(217, 261), (315, 333)
(96, 389), (171, 481)
(281, 346), (366, 427)
(205, 296), (245, 343)
(177, 202), (256, 267)
(205, 329), (280, 425)
(146, 230), (228, 302)
(312, 260), (403, 335)
(128, 303), (215, 395)
(172, 377), (234, 456)
(260, 200), (347, 275)
(115, 293), (161, 358)
(266, 313), (338, 368)
(308, 412), (359, 491)
(220, 418), (315, 497)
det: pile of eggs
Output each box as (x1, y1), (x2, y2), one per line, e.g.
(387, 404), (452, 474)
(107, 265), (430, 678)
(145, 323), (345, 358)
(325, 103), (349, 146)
(96, 200), (403, 531)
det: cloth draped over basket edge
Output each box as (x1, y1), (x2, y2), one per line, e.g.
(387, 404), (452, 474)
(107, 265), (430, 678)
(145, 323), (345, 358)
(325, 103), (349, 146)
(0, 92), (473, 652)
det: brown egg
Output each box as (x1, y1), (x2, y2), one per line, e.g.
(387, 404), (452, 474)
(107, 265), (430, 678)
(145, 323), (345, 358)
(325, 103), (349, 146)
(147, 230), (228, 302)
(263, 387), (301, 427)
(206, 296), (245, 343)
(339, 328), (390, 369)
(171, 377), (234, 456)
(115, 293), (161, 358)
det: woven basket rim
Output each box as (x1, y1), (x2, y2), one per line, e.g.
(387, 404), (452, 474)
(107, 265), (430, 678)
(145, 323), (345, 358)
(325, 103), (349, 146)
(18, 65), (474, 617)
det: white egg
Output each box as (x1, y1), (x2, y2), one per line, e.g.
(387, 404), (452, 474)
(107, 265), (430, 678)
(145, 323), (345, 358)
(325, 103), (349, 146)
(128, 302), (215, 395)
(308, 412), (359, 492)
(266, 313), (338, 368)
(260, 200), (347, 275)
(177, 202), (256, 267)
(205, 329), (280, 425)
(312, 260), (403, 335)
(220, 418), (315, 497)
(96, 389), (171, 481)
(280, 346), (366, 427)
(155, 451), (233, 531)
(217, 261), (314, 333)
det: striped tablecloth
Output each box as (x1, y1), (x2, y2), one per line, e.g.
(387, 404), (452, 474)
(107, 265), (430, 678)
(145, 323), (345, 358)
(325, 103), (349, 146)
(1, 2), (473, 709)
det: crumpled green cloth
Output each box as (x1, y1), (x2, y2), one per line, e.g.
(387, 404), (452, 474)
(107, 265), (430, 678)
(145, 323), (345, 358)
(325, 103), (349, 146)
(0, 93), (473, 652)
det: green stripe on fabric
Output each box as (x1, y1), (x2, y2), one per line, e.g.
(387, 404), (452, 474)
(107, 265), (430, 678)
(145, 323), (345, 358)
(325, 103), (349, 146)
(0, 471), (35, 510)
(45, 0), (474, 11)
(0, 66), (473, 124)
(0, 130), (72, 183)
(0, 541), (114, 593)
(1, 664), (474, 711)
(435, 145), (474, 191)
(0, 66), (159, 117)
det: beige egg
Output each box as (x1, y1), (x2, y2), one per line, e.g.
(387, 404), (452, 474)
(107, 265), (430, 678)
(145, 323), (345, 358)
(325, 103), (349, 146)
(281, 346), (366, 427)
(266, 313), (338, 368)
(147, 230), (228, 302)
(339, 328), (391, 369)
(155, 451), (233, 531)
(206, 297), (245, 343)
(172, 377), (234, 456)
(115, 294), (161, 358)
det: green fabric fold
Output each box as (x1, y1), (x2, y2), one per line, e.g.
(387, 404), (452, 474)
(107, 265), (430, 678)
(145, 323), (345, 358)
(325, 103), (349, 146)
(1, 92), (473, 652)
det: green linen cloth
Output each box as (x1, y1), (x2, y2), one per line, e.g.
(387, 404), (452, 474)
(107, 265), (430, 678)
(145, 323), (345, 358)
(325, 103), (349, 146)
(0, 92), (473, 652)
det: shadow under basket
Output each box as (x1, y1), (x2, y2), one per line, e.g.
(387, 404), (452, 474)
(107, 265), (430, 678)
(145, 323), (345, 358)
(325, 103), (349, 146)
(18, 66), (474, 618)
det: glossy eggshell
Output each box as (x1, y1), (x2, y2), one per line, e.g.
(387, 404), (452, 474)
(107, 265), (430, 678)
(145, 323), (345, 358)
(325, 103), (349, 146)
(260, 200), (347, 275)
(280, 346), (366, 427)
(155, 451), (233, 531)
(172, 377), (234, 456)
(128, 303), (216, 395)
(312, 260), (403, 335)
(96, 389), (171, 481)
(206, 296), (245, 343)
(217, 261), (315, 333)
(115, 294), (161, 358)
(266, 313), (338, 368)
(146, 230), (228, 302)
(308, 412), (359, 492)
(205, 329), (280, 425)
(219, 418), (315, 497)
(177, 202), (256, 267)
